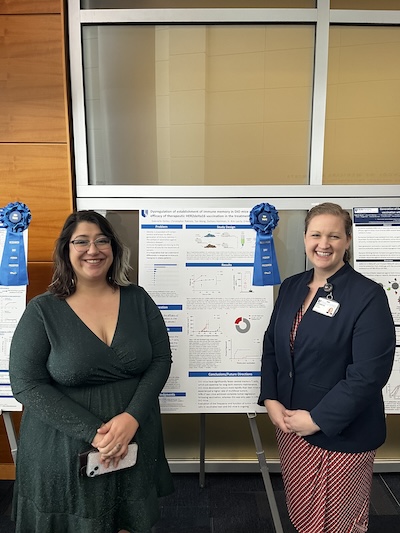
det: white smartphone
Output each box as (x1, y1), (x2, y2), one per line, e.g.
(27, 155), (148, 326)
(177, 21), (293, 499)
(80, 442), (138, 478)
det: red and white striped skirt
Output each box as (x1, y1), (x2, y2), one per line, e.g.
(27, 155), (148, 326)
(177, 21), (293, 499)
(276, 429), (376, 533)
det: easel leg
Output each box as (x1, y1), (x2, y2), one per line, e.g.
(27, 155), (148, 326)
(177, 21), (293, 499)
(199, 413), (206, 488)
(247, 413), (283, 533)
(2, 411), (18, 464)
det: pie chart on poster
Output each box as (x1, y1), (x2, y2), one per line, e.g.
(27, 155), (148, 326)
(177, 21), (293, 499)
(235, 317), (250, 333)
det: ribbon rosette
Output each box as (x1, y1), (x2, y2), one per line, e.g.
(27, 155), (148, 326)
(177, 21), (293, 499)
(0, 202), (31, 286)
(249, 202), (281, 286)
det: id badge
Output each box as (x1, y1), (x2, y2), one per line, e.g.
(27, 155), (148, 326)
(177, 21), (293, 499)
(312, 297), (340, 317)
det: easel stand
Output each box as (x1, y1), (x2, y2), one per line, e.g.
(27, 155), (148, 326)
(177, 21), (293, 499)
(0, 410), (18, 463)
(199, 412), (283, 533)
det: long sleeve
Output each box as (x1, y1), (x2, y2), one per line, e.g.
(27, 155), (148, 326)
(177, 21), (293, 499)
(124, 287), (172, 425)
(258, 285), (284, 404)
(310, 283), (395, 437)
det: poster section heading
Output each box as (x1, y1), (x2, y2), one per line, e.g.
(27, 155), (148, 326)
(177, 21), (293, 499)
(139, 208), (273, 414)
(353, 207), (400, 414)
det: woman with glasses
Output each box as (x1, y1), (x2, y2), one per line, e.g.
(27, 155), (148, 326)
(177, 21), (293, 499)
(9, 210), (173, 533)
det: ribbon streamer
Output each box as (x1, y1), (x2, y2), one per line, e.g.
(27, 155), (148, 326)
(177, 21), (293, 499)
(0, 202), (31, 286)
(249, 202), (281, 286)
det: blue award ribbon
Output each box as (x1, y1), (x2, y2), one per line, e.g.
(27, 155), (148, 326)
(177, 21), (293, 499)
(0, 202), (31, 286)
(249, 202), (281, 286)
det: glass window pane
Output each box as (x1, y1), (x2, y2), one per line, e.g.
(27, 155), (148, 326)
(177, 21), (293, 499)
(83, 24), (314, 185)
(82, 1), (316, 9)
(323, 26), (400, 185)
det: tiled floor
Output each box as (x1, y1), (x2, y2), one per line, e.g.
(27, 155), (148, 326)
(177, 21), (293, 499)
(1, 472), (400, 532)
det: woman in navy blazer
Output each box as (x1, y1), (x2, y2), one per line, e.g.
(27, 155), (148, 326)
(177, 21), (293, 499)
(259, 203), (395, 533)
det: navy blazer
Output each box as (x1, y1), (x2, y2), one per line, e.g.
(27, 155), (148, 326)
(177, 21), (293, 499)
(259, 262), (395, 453)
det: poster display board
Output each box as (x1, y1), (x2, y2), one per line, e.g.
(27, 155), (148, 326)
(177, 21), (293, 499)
(0, 213), (28, 412)
(139, 207), (273, 414)
(353, 206), (400, 414)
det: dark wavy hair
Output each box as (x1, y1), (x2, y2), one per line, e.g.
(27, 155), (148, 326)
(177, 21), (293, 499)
(304, 202), (353, 262)
(48, 210), (131, 299)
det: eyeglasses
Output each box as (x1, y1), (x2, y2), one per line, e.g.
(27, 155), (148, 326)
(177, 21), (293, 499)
(70, 238), (111, 252)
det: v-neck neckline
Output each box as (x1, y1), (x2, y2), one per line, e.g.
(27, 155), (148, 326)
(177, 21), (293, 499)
(64, 288), (122, 348)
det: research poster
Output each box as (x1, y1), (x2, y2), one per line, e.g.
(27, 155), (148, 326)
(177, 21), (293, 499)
(139, 208), (274, 413)
(353, 207), (400, 414)
(0, 228), (26, 411)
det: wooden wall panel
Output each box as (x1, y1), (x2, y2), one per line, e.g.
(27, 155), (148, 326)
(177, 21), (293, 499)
(27, 262), (54, 300)
(1, 1), (73, 478)
(0, 13), (67, 142)
(0, 143), (73, 261)
(0, 0), (61, 15)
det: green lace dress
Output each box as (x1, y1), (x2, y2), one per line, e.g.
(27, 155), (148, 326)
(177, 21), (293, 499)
(9, 284), (173, 533)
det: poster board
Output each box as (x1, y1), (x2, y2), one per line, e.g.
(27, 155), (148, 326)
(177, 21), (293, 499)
(138, 207), (273, 414)
(353, 206), (400, 414)
(0, 228), (27, 412)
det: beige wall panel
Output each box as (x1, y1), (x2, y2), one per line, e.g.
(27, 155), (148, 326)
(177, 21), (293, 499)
(264, 47), (314, 89)
(170, 90), (205, 125)
(207, 89), (264, 125)
(0, 144), (73, 261)
(169, 26), (206, 55)
(170, 156), (205, 185)
(325, 26), (400, 184)
(338, 26), (400, 47)
(0, 0), (61, 15)
(157, 157), (171, 184)
(155, 27), (169, 61)
(208, 52), (265, 91)
(265, 25), (314, 51)
(208, 26), (266, 55)
(170, 124), (205, 157)
(205, 155), (265, 185)
(0, 14), (67, 142)
(205, 153), (308, 185)
(323, 151), (400, 185)
(326, 117), (400, 156)
(338, 44), (400, 85)
(263, 122), (310, 156)
(156, 95), (170, 128)
(333, 80), (400, 120)
(155, 60), (170, 96)
(264, 87), (311, 123)
(206, 124), (263, 156)
(170, 54), (206, 92)
(157, 127), (171, 159)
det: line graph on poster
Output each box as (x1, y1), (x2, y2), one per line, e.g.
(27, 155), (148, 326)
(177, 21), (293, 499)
(226, 337), (261, 362)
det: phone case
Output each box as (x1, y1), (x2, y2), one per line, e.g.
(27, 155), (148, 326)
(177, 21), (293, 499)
(79, 442), (138, 477)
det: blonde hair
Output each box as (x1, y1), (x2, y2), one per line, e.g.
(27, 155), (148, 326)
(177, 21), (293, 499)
(305, 202), (352, 262)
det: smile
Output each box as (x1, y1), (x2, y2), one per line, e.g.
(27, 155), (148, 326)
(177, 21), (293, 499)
(316, 251), (331, 256)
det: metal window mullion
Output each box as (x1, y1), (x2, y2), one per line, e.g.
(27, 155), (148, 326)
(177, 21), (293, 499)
(80, 8), (318, 24)
(309, 0), (330, 186)
(331, 9), (400, 25)
(68, 0), (90, 188)
(76, 184), (400, 199)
